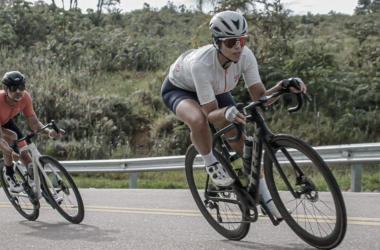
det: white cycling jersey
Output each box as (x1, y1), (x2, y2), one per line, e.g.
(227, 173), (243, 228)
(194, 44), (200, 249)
(168, 44), (262, 105)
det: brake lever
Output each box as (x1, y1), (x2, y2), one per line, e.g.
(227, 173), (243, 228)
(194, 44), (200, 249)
(51, 120), (61, 134)
(304, 92), (312, 102)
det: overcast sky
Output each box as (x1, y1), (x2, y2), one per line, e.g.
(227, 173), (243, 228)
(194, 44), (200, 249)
(55, 0), (359, 15)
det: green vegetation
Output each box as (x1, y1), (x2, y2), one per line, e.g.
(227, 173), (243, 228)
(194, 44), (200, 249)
(0, 0), (379, 190)
(71, 165), (380, 192)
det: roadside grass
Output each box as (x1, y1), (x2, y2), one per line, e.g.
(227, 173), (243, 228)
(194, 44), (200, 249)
(70, 165), (380, 192)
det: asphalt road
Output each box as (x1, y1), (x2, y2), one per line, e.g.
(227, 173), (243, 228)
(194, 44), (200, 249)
(0, 189), (379, 250)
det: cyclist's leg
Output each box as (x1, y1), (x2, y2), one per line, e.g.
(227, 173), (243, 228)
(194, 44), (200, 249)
(177, 100), (235, 186)
(161, 77), (212, 156)
(2, 120), (33, 192)
(1, 127), (17, 166)
(1, 127), (24, 192)
(161, 77), (233, 186)
(2, 119), (32, 166)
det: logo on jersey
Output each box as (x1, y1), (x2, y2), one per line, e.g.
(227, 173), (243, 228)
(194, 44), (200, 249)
(202, 95), (210, 102)
(175, 63), (180, 72)
(235, 75), (240, 82)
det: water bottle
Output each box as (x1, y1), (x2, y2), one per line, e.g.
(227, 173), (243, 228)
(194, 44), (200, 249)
(28, 163), (34, 180)
(243, 136), (254, 175)
(230, 156), (249, 187)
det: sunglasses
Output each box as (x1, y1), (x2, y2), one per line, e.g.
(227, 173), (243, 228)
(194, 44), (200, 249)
(219, 37), (246, 48)
(8, 83), (26, 92)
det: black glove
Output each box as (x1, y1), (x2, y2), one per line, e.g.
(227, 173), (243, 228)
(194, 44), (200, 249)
(281, 77), (302, 91)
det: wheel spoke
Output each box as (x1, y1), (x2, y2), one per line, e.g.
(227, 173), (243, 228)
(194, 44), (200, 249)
(185, 145), (250, 240)
(39, 156), (84, 224)
(264, 137), (347, 249)
(0, 162), (39, 221)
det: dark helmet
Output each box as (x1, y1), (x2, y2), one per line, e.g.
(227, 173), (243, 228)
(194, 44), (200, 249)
(2, 71), (26, 86)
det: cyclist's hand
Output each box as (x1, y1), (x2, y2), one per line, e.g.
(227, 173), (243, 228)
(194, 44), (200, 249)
(49, 129), (65, 140)
(224, 105), (247, 124)
(282, 77), (307, 94)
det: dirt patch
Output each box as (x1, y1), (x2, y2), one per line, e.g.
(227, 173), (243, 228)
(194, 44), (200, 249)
(131, 128), (151, 156)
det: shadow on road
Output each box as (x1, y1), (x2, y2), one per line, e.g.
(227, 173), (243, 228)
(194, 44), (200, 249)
(19, 220), (119, 243)
(222, 239), (315, 249)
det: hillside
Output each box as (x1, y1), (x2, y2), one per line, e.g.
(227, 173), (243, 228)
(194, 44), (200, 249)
(0, 0), (379, 160)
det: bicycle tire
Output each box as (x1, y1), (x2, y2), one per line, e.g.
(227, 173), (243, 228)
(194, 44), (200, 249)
(185, 145), (251, 241)
(263, 135), (347, 249)
(39, 156), (85, 224)
(0, 160), (40, 221)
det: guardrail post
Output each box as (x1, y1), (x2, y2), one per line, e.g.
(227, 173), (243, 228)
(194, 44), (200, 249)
(351, 164), (362, 192)
(130, 172), (138, 189)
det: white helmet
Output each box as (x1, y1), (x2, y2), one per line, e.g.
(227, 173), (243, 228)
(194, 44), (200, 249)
(209, 11), (248, 38)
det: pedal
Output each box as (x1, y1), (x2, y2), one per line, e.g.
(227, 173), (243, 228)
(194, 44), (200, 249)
(260, 201), (280, 226)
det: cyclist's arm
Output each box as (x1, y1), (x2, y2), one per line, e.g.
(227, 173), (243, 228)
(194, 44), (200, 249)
(248, 82), (282, 104)
(203, 100), (246, 125)
(248, 80), (307, 104)
(25, 115), (63, 139)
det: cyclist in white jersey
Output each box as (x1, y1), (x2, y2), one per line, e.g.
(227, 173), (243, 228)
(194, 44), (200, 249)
(161, 11), (307, 219)
(169, 44), (261, 101)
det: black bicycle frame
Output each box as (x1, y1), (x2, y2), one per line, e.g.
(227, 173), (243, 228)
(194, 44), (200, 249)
(247, 109), (308, 200)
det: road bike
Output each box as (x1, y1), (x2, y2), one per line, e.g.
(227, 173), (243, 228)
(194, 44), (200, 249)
(185, 90), (347, 249)
(0, 120), (85, 224)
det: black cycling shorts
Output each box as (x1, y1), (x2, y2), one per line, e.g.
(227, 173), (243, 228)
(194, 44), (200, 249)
(161, 76), (236, 114)
(2, 118), (24, 152)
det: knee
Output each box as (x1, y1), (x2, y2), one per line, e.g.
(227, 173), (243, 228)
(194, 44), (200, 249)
(20, 151), (31, 161)
(187, 115), (208, 132)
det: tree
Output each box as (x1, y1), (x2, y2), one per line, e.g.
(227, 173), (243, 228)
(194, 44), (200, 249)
(284, 44), (338, 131)
(196, 0), (261, 13)
(96, 0), (120, 13)
(346, 17), (379, 46)
(355, 0), (380, 14)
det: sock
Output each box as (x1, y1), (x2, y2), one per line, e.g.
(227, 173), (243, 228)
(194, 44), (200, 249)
(201, 150), (218, 166)
(5, 164), (14, 176)
(259, 177), (272, 203)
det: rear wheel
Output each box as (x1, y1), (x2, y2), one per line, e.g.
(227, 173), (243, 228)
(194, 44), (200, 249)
(185, 145), (251, 241)
(39, 156), (85, 224)
(264, 135), (347, 249)
(0, 160), (39, 221)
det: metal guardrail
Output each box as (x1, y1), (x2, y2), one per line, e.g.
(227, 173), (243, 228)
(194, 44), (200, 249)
(60, 142), (380, 192)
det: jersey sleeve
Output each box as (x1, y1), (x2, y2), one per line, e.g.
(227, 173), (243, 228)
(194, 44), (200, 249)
(242, 48), (262, 88)
(22, 91), (36, 117)
(191, 62), (216, 105)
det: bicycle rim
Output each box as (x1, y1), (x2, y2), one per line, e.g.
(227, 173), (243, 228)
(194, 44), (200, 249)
(185, 145), (250, 241)
(264, 135), (347, 249)
(0, 160), (39, 221)
(39, 156), (85, 224)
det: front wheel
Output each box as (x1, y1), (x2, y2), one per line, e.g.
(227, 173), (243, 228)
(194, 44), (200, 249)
(264, 135), (347, 249)
(185, 145), (251, 241)
(39, 156), (85, 224)
(0, 159), (40, 221)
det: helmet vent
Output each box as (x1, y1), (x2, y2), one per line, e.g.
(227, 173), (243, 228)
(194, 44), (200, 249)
(232, 19), (240, 30)
(213, 27), (221, 32)
(221, 20), (233, 32)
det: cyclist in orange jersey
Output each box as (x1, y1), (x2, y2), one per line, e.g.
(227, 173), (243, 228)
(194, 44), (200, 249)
(0, 71), (64, 192)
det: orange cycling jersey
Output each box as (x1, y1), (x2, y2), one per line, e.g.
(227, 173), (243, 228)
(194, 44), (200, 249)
(0, 90), (36, 127)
